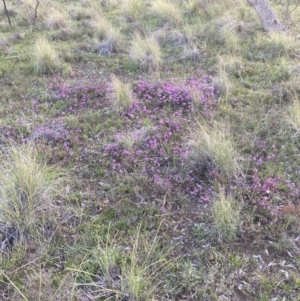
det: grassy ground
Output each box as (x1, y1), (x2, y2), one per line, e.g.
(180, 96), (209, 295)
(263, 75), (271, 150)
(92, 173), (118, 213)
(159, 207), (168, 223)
(1, 0), (300, 300)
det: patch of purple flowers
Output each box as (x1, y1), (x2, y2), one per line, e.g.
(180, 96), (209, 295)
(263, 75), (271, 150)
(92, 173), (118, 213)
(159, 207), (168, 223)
(102, 74), (218, 202)
(243, 139), (300, 223)
(131, 74), (217, 115)
(46, 77), (107, 115)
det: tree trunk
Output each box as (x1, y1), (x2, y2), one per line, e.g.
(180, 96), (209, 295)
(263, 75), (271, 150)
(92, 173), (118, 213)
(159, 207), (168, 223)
(2, 0), (11, 26)
(247, 0), (286, 32)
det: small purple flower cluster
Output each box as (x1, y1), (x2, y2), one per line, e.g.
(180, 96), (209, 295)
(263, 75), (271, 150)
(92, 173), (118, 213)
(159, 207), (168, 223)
(1, 126), (17, 141)
(47, 77), (107, 115)
(285, 179), (300, 199)
(244, 139), (300, 223)
(23, 121), (76, 160)
(183, 163), (215, 202)
(131, 75), (216, 114)
(249, 168), (281, 223)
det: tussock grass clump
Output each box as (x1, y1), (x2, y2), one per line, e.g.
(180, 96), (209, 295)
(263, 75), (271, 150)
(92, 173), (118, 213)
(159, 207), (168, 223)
(287, 97), (300, 132)
(188, 120), (241, 176)
(111, 75), (134, 111)
(90, 13), (122, 48)
(212, 189), (241, 242)
(218, 55), (244, 76)
(204, 0), (244, 18)
(129, 34), (162, 70)
(0, 143), (68, 238)
(68, 6), (94, 21)
(212, 56), (234, 96)
(73, 224), (173, 300)
(221, 25), (240, 53)
(269, 32), (298, 51)
(214, 70), (231, 96)
(185, 0), (204, 16)
(212, 55), (244, 96)
(253, 32), (300, 60)
(1, 267), (75, 301)
(150, 0), (183, 26)
(45, 8), (70, 30)
(18, 0), (48, 23)
(32, 37), (60, 74)
(121, 0), (144, 21)
(206, 18), (240, 53)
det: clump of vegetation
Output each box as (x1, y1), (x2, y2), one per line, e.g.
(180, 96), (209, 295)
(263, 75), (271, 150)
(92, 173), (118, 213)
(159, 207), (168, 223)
(129, 34), (162, 70)
(150, 0), (183, 26)
(32, 37), (61, 74)
(121, 0), (144, 21)
(45, 7), (70, 30)
(287, 97), (300, 131)
(2, 0), (300, 299)
(73, 224), (173, 301)
(111, 75), (133, 111)
(90, 13), (122, 47)
(188, 120), (241, 177)
(0, 142), (69, 240)
(212, 189), (241, 242)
